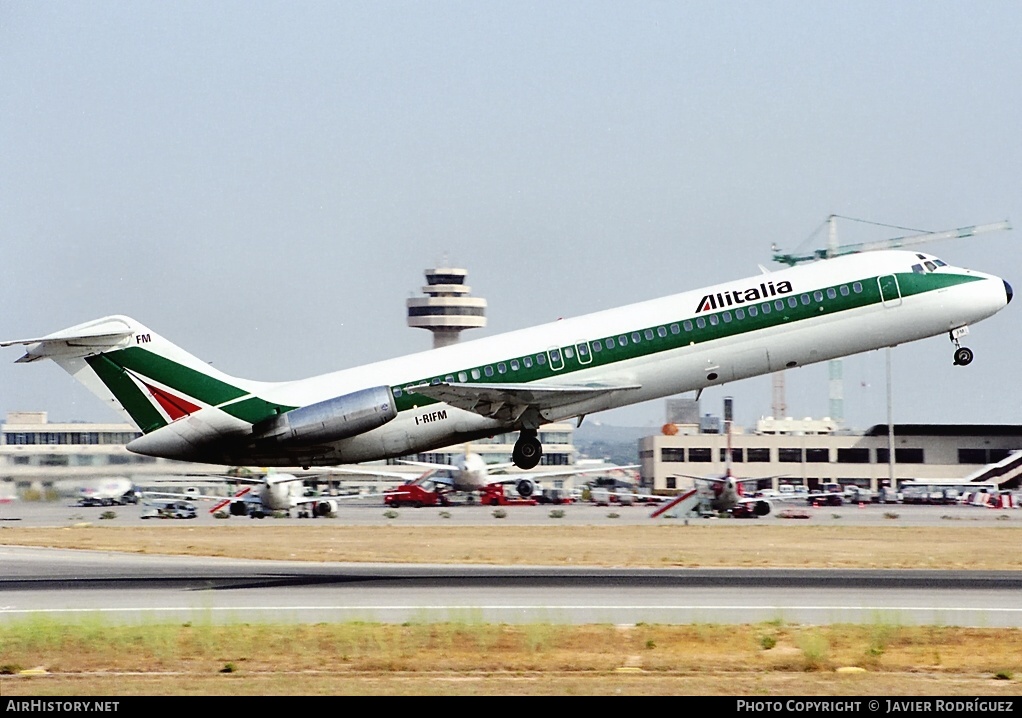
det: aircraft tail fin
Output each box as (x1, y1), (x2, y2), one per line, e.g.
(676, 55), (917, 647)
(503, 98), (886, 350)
(2, 315), (271, 434)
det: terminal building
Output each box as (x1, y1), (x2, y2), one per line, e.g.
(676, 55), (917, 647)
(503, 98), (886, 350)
(639, 404), (1022, 494)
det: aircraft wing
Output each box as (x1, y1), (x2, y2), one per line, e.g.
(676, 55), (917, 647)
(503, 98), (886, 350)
(143, 490), (224, 501)
(406, 381), (641, 422)
(490, 464), (640, 483)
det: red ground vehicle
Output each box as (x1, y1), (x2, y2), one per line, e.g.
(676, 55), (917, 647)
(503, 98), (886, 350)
(481, 484), (538, 506)
(384, 479), (449, 508)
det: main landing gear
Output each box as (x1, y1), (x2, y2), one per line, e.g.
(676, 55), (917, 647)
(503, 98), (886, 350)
(512, 430), (543, 470)
(950, 327), (974, 366)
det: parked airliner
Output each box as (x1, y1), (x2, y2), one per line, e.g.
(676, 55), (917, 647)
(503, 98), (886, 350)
(2, 250), (1012, 471)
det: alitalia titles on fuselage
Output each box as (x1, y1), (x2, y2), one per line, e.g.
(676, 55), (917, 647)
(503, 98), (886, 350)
(696, 280), (794, 313)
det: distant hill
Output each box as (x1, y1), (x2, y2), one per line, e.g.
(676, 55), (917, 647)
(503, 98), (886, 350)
(572, 422), (659, 466)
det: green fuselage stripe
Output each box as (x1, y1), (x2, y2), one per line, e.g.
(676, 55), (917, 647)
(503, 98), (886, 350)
(390, 271), (983, 413)
(88, 271), (984, 432)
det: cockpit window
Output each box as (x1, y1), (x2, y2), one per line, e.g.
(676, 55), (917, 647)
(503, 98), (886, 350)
(912, 264), (924, 274)
(934, 259), (947, 267)
(924, 261), (937, 271)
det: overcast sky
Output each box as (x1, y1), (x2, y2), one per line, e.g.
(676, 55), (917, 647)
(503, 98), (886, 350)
(2, 1), (1020, 435)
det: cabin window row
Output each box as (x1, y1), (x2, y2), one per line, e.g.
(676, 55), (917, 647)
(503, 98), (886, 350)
(393, 281), (866, 398)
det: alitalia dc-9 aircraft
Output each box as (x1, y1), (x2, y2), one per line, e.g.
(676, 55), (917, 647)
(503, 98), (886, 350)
(1, 249), (1012, 472)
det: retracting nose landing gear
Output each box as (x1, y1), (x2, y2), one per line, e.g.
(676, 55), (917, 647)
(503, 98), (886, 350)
(950, 327), (974, 366)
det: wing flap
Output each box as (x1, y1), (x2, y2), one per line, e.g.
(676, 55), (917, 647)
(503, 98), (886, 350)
(406, 381), (641, 420)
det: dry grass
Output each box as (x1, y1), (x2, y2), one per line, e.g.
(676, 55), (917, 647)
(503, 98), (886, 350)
(1, 621), (1019, 696)
(2, 524), (1021, 569)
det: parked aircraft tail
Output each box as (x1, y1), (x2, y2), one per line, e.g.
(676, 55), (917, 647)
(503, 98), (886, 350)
(0, 315), (270, 434)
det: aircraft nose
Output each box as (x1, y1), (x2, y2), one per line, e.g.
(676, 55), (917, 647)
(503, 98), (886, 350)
(1005, 280), (1014, 304)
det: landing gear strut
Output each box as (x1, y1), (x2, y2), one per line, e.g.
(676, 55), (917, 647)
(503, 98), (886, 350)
(950, 327), (974, 366)
(512, 430), (543, 470)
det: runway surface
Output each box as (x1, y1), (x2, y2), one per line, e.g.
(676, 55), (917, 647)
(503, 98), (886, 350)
(2, 500), (1019, 627)
(2, 545), (1021, 627)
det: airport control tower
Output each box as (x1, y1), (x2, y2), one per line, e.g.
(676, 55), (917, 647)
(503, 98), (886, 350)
(406, 261), (487, 348)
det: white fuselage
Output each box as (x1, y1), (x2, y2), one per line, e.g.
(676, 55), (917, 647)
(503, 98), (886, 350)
(107, 250), (1010, 466)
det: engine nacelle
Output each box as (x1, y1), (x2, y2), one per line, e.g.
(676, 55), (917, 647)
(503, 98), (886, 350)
(515, 478), (539, 498)
(252, 386), (397, 445)
(313, 500), (338, 517)
(753, 500), (771, 516)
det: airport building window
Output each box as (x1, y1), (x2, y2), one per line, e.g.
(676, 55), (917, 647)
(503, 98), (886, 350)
(666, 476), (677, 489)
(805, 448), (829, 462)
(720, 447), (744, 462)
(958, 448), (986, 464)
(747, 448), (770, 462)
(778, 448), (803, 462)
(837, 448), (870, 463)
(989, 448), (1012, 462)
(876, 448), (925, 464)
(661, 448), (685, 462)
(688, 447), (712, 462)
(40, 454), (69, 466)
(12, 456), (30, 465)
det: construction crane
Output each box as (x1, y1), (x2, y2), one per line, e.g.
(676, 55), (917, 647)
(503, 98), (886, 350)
(772, 218), (1011, 266)
(769, 216), (1012, 424)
